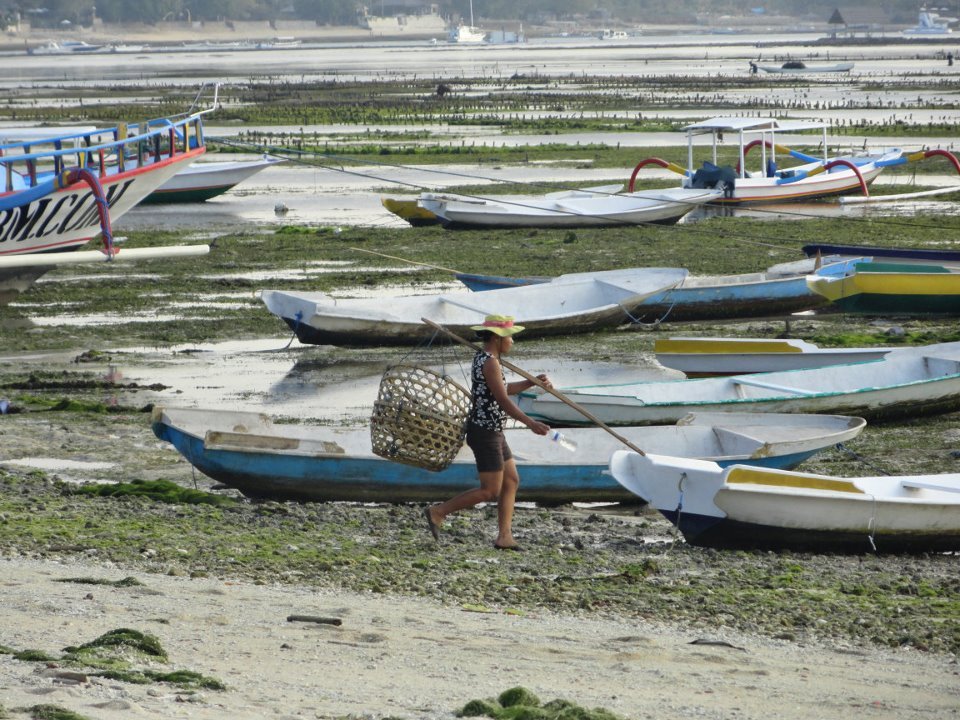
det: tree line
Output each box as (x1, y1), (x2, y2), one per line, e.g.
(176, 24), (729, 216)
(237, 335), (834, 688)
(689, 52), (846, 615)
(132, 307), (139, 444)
(8, 0), (931, 28)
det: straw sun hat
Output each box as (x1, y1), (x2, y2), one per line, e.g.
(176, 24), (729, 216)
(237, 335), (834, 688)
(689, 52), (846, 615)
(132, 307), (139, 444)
(470, 314), (525, 337)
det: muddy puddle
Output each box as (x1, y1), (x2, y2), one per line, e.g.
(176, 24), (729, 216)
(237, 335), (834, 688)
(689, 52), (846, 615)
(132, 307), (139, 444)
(40, 339), (676, 423)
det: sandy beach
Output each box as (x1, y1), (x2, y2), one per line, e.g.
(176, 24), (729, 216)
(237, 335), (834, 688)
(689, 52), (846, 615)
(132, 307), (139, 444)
(0, 554), (957, 720)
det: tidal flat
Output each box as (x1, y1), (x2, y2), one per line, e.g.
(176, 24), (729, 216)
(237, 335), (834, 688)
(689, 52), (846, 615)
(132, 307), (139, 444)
(1, 217), (960, 660)
(2, 63), (960, 675)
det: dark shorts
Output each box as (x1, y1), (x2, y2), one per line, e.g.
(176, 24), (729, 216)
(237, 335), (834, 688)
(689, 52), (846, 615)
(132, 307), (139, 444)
(466, 422), (513, 473)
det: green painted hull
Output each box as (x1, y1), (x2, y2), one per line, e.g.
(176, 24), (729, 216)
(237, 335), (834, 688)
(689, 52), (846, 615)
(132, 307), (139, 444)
(141, 185), (233, 204)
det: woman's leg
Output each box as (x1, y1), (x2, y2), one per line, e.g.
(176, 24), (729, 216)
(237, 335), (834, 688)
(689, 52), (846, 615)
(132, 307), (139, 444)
(495, 458), (520, 548)
(429, 470), (503, 526)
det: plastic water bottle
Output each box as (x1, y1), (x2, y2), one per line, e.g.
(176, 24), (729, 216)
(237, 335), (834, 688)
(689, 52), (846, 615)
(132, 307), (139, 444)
(549, 430), (577, 452)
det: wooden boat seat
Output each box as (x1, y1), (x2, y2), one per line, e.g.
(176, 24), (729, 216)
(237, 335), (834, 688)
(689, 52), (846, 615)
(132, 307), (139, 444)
(901, 479), (960, 494)
(731, 376), (817, 398)
(205, 430), (322, 453)
(438, 295), (492, 313)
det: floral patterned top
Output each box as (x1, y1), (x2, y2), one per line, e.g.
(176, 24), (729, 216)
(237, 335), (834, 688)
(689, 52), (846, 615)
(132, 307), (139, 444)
(469, 350), (507, 431)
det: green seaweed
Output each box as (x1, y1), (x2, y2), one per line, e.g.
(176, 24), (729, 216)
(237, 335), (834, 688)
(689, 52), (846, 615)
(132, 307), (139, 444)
(13, 650), (57, 662)
(63, 628), (167, 663)
(94, 668), (226, 690)
(499, 687), (541, 708)
(55, 576), (144, 587)
(460, 689), (627, 720)
(70, 480), (235, 507)
(17, 706), (92, 720)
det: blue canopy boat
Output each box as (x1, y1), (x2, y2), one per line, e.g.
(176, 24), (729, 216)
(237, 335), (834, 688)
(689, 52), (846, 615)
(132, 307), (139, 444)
(0, 102), (212, 304)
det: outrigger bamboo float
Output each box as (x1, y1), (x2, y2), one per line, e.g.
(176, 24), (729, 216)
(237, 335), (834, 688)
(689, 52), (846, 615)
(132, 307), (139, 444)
(609, 451), (960, 552)
(152, 406), (866, 504)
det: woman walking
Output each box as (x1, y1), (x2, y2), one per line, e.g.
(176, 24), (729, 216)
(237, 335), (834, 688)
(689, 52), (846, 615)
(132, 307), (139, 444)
(424, 315), (551, 550)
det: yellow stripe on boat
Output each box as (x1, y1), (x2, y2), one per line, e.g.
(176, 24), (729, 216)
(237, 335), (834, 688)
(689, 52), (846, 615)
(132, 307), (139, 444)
(655, 338), (803, 354)
(727, 466), (864, 493)
(849, 271), (960, 296)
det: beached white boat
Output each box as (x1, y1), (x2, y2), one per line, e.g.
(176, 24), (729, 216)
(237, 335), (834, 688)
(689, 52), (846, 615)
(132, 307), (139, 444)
(630, 117), (903, 204)
(417, 186), (722, 229)
(153, 407), (864, 504)
(518, 341), (960, 426)
(655, 337), (893, 376)
(0, 110), (209, 305)
(261, 267), (687, 346)
(609, 451), (960, 552)
(144, 156), (282, 203)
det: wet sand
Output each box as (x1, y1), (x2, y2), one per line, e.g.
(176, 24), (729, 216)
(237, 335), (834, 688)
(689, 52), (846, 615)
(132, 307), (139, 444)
(1, 555), (957, 720)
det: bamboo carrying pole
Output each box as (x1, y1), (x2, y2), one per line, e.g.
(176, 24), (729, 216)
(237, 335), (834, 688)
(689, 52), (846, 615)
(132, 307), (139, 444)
(422, 317), (646, 456)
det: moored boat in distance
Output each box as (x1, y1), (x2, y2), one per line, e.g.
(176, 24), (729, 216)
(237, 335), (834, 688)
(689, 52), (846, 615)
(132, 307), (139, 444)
(610, 451), (960, 552)
(27, 40), (105, 55)
(630, 117), (903, 204)
(753, 60), (854, 74)
(256, 36), (302, 49)
(152, 407), (866, 505)
(903, 9), (952, 35)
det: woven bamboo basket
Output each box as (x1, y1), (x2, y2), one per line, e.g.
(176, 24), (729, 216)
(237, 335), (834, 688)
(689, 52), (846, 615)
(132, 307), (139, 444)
(370, 364), (471, 472)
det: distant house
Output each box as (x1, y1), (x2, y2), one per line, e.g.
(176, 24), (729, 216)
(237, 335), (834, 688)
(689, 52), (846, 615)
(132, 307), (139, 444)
(828, 7), (892, 35)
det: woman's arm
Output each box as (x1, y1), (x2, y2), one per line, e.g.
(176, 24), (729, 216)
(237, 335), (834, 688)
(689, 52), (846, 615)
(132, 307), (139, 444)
(483, 357), (550, 435)
(506, 374), (552, 395)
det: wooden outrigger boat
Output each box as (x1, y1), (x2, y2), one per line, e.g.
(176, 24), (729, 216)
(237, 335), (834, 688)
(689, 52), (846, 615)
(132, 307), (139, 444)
(518, 341), (960, 426)
(629, 117), (903, 204)
(152, 406), (865, 504)
(807, 261), (960, 315)
(609, 450), (960, 552)
(654, 337), (892, 376)
(261, 267), (687, 346)
(0, 99), (214, 305)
